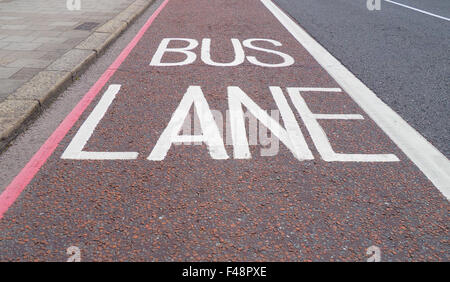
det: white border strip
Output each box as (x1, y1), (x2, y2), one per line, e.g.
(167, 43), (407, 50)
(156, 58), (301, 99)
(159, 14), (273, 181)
(261, 0), (450, 200)
(384, 0), (450, 22)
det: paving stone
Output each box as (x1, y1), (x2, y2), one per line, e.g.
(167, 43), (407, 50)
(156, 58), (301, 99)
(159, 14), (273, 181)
(26, 25), (57, 31)
(0, 16), (22, 21)
(0, 79), (26, 100)
(0, 56), (16, 67)
(38, 49), (68, 61)
(32, 30), (63, 37)
(33, 37), (68, 44)
(2, 42), (42, 51)
(96, 18), (128, 35)
(75, 32), (115, 53)
(0, 99), (38, 118)
(0, 30), (34, 36)
(2, 35), (37, 42)
(0, 67), (20, 79)
(0, 118), (19, 141)
(63, 37), (85, 46)
(58, 30), (91, 38)
(46, 49), (96, 75)
(7, 58), (51, 69)
(0, 25), (27, 30)
(0, 100), (39, 140)
(116, 1), (147, 24)
(35, 42), (78, 52)
(8, 70), (71, 103)
(49, 21), (79, 27)
(10, 67), (43, 80)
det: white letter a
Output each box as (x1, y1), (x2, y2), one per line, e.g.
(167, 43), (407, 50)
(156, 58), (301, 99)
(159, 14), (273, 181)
(148, 86), (229, 161)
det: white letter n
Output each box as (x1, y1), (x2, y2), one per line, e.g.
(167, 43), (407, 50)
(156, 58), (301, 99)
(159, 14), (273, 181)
(227, 86), (313, 160)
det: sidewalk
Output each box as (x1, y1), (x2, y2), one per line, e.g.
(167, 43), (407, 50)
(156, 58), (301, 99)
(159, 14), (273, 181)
(0, 0), (154, 149)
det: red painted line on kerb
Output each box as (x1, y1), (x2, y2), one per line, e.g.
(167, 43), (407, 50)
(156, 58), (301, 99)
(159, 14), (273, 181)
(0, 0), (170, 219)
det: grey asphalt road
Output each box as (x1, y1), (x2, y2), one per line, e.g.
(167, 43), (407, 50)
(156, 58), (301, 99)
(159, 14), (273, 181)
(274, 0), (450, 157)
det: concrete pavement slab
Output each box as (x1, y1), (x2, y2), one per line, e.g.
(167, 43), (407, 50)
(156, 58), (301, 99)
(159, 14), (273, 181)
(46, 49), (96, 77)
(96, 19), (128, 35)
(0, 100), (39, 140)
(8, 70), (72, 104)
(76, 32), (116, 54)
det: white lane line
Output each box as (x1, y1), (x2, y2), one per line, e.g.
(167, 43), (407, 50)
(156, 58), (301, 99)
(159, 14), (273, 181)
(261, 0), (450, 200)
(313, 114), (364, 120)
(384, 0), (450, 22)
(61, 84), (139, 160)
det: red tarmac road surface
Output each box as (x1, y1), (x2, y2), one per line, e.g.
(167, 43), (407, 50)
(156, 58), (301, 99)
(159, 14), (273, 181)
(0, 0), (448, 261)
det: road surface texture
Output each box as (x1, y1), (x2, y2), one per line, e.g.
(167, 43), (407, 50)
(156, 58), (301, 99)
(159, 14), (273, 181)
(0, 0), (448, 262)
(275, 0), (450, 158)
